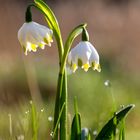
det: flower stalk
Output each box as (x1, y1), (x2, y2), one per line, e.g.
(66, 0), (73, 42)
(32, 1), (66, 139)
(26, 6), (32, 22)
(60, 24), (87, 74)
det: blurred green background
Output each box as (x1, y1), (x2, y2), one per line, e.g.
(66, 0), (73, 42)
(0, 0), (140, 139)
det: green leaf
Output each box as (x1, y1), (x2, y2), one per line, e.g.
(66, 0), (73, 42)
(87, 132), (91, 140)
(71, 113), (81, 140)
(71, 97), (81, 140)
(30, 101), (38, 140)
(119, 119), (125, 140)
(95, 104), (135, 140)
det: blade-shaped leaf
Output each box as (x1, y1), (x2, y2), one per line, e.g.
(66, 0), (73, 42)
(119, 119), (125, 140)
(30, 101), (38, 140)
(71, 113), (81, 140)
(71, 97), (82, 140)
(87, 132), (91, 140)
(95, 104), (135, 140)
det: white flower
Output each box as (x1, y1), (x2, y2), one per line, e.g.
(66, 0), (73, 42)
(18, 21), (53, 55)
(67, 41), (101, 73)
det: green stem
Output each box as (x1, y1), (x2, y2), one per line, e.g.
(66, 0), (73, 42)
(29, 2), (64, 61)
(30, 101), (38, 140)
(34, 0), (64, 61)
(60, 70), (68, 140)
(53, 72), (64, 140)
(60, 24), (87, 74)
(74, 97), (81, 136)
(53, 70), (67, 140)
(53, 24), (86, 140)
(57, 24), (87, 140)
(53, 103), (66, 139)
(32, 1), (64, 139)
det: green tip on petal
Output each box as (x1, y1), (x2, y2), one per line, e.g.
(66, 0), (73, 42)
(22, 45), (28, 55)
(97, 64), (101, 72)
(82, 63), (90, 72)
(31, 44), (37, 52)
(82, 28), (89, 41)
(39, 43), (45, 49)
(72, 63), (78, 73)
(91, 62), (101, 72)
(43, 36), (53, 46)
(78, 59), (83, 67)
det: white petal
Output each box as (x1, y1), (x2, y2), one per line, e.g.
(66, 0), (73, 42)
(87, 42), (99, 64)
(70, 41), (92, 64)
(17, 21), (53, 54)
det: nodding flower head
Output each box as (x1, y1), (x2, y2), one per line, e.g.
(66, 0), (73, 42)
(67, 41), (101, 73)
(18, 21), (53, 55)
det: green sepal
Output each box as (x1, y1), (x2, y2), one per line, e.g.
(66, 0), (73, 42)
(26, 6), (32, 22)
(82, 27), (89, 41)
(95, 104), (135, 140)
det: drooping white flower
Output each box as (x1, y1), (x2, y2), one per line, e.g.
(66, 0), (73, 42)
(18, 21), (53, 55)
(67, 41), (101, 73)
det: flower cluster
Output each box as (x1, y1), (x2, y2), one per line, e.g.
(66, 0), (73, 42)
(18, 21), (100, 72)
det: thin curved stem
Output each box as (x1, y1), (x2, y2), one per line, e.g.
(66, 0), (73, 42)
(60, 70), (67, 140)
(31, 2), (64, 61)
(28, 2), (64, 140)
(58, 24), (87, 140)
(60, 23), (87, 75)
